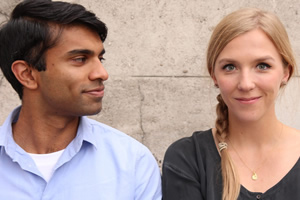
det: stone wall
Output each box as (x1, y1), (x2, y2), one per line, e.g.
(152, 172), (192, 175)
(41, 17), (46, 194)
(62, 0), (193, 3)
(1, 0), (300, 168)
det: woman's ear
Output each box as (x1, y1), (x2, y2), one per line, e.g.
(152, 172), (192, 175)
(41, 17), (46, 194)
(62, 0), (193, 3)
(282, 64), (292, 85)
(212, 75), (219, 88)
(11, 60), (38, 90)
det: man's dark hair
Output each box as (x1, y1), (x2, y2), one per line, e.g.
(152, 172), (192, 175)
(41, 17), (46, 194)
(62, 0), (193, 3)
(0, 0), (108, 99)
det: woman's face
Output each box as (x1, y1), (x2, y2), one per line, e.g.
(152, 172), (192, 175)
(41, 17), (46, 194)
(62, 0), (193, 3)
(213, 28), (290, 123)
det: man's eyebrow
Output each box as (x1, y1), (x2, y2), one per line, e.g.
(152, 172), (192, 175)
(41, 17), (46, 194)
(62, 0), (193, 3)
(66, 48), (105, 56)
(67, 49), (95, 56)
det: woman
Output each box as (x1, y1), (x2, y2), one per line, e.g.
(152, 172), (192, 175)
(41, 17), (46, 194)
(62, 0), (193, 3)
(162, 8), (300, 200)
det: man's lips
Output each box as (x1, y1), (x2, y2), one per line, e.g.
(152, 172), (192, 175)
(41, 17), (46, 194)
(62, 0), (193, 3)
(83, 86), (105, 97)
(235, 96), (261, 104)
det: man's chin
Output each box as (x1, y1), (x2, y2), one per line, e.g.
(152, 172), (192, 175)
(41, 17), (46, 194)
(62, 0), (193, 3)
(83, 107), (102, 116)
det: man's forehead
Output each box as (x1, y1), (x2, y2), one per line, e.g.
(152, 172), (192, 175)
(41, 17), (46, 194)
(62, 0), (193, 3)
(51, 25), (104, 53)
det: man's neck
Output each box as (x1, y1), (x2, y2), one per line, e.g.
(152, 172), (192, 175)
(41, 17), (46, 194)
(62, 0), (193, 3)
(12, 107), (79, 154)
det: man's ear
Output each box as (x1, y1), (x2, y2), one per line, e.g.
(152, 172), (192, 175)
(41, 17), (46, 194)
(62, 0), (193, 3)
(11, 61), (38, 90)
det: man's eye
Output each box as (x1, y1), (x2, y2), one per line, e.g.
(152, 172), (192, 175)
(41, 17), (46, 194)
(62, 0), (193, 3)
(257, 63), (271, 70)
(223, 64), (235, 71)
(99, 57), (106, 63)
(73, 57), (87, 63)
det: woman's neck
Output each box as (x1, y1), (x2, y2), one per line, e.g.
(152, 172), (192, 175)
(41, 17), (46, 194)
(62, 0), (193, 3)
(227, 114), (282, 149)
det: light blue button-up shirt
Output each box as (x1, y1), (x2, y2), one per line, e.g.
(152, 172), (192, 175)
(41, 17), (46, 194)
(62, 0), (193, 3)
(0, 107), (162, 200)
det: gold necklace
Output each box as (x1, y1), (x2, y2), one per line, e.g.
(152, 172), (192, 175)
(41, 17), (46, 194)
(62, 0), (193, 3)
(229, 140), (262, 180)
(228, 124), (283, 181)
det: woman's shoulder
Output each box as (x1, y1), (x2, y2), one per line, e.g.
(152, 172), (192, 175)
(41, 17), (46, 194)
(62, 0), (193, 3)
(163, 129), (215, 163)
(284, 125), (300, 154)
(163, 128), (220, 182)
(168, 129), (214, 150)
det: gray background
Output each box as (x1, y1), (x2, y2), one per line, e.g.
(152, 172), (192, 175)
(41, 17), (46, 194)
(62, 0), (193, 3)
(1, 0), (300, 169)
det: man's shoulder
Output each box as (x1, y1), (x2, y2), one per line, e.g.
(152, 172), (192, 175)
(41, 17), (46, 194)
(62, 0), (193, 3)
(83, 117), (148, 152)
(86, 117), (137, 139)
(82, 117), (159, 174)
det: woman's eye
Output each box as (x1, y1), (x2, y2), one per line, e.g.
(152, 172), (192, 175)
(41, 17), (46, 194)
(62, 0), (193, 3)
(223, 64), (236, 71)
(257, 63), (271, 70)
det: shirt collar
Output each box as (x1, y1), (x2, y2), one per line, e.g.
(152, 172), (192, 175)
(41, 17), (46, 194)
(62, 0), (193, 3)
(0, 106), (98, 150)
(74, 116), (98, 149)
(0, 106), (21, 148)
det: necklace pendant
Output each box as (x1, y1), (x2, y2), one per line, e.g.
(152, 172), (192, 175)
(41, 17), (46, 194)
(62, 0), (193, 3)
(252, 172), (258, 180)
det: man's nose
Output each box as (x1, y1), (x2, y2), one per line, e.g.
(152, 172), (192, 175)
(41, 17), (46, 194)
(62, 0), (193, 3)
(89, 59), (109, 81)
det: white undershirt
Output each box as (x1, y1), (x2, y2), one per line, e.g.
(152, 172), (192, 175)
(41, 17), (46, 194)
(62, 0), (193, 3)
(29, 149), (65, 182)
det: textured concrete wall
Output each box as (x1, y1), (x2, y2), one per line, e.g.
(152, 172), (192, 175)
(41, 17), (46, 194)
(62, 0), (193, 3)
(1, 0), (300, 168)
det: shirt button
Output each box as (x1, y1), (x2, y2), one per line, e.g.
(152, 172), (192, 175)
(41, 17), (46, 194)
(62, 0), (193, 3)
(256, 194), (261, 199)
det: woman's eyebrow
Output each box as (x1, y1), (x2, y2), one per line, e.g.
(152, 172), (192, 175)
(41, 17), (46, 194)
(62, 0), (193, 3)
(217, 56), (275, 66)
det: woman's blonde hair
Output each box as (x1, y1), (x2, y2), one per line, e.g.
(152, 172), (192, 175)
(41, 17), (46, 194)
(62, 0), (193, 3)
(206, 8), (296, 200)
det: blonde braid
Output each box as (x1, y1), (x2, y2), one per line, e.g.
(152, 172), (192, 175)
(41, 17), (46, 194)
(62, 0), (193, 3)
(215, 94), (240, 200)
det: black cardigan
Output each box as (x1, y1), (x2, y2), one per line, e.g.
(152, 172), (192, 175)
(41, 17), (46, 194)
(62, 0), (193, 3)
(162, 129), (300, 200)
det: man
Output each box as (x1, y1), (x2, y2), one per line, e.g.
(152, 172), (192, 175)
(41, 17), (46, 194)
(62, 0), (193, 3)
(0, 0), (161, 199)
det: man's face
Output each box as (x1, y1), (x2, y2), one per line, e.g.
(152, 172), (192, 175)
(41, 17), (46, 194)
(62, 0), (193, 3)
(35, 25), (108, 117)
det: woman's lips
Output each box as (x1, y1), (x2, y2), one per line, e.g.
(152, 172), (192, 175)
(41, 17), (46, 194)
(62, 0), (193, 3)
(235, 96), (261, 104)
